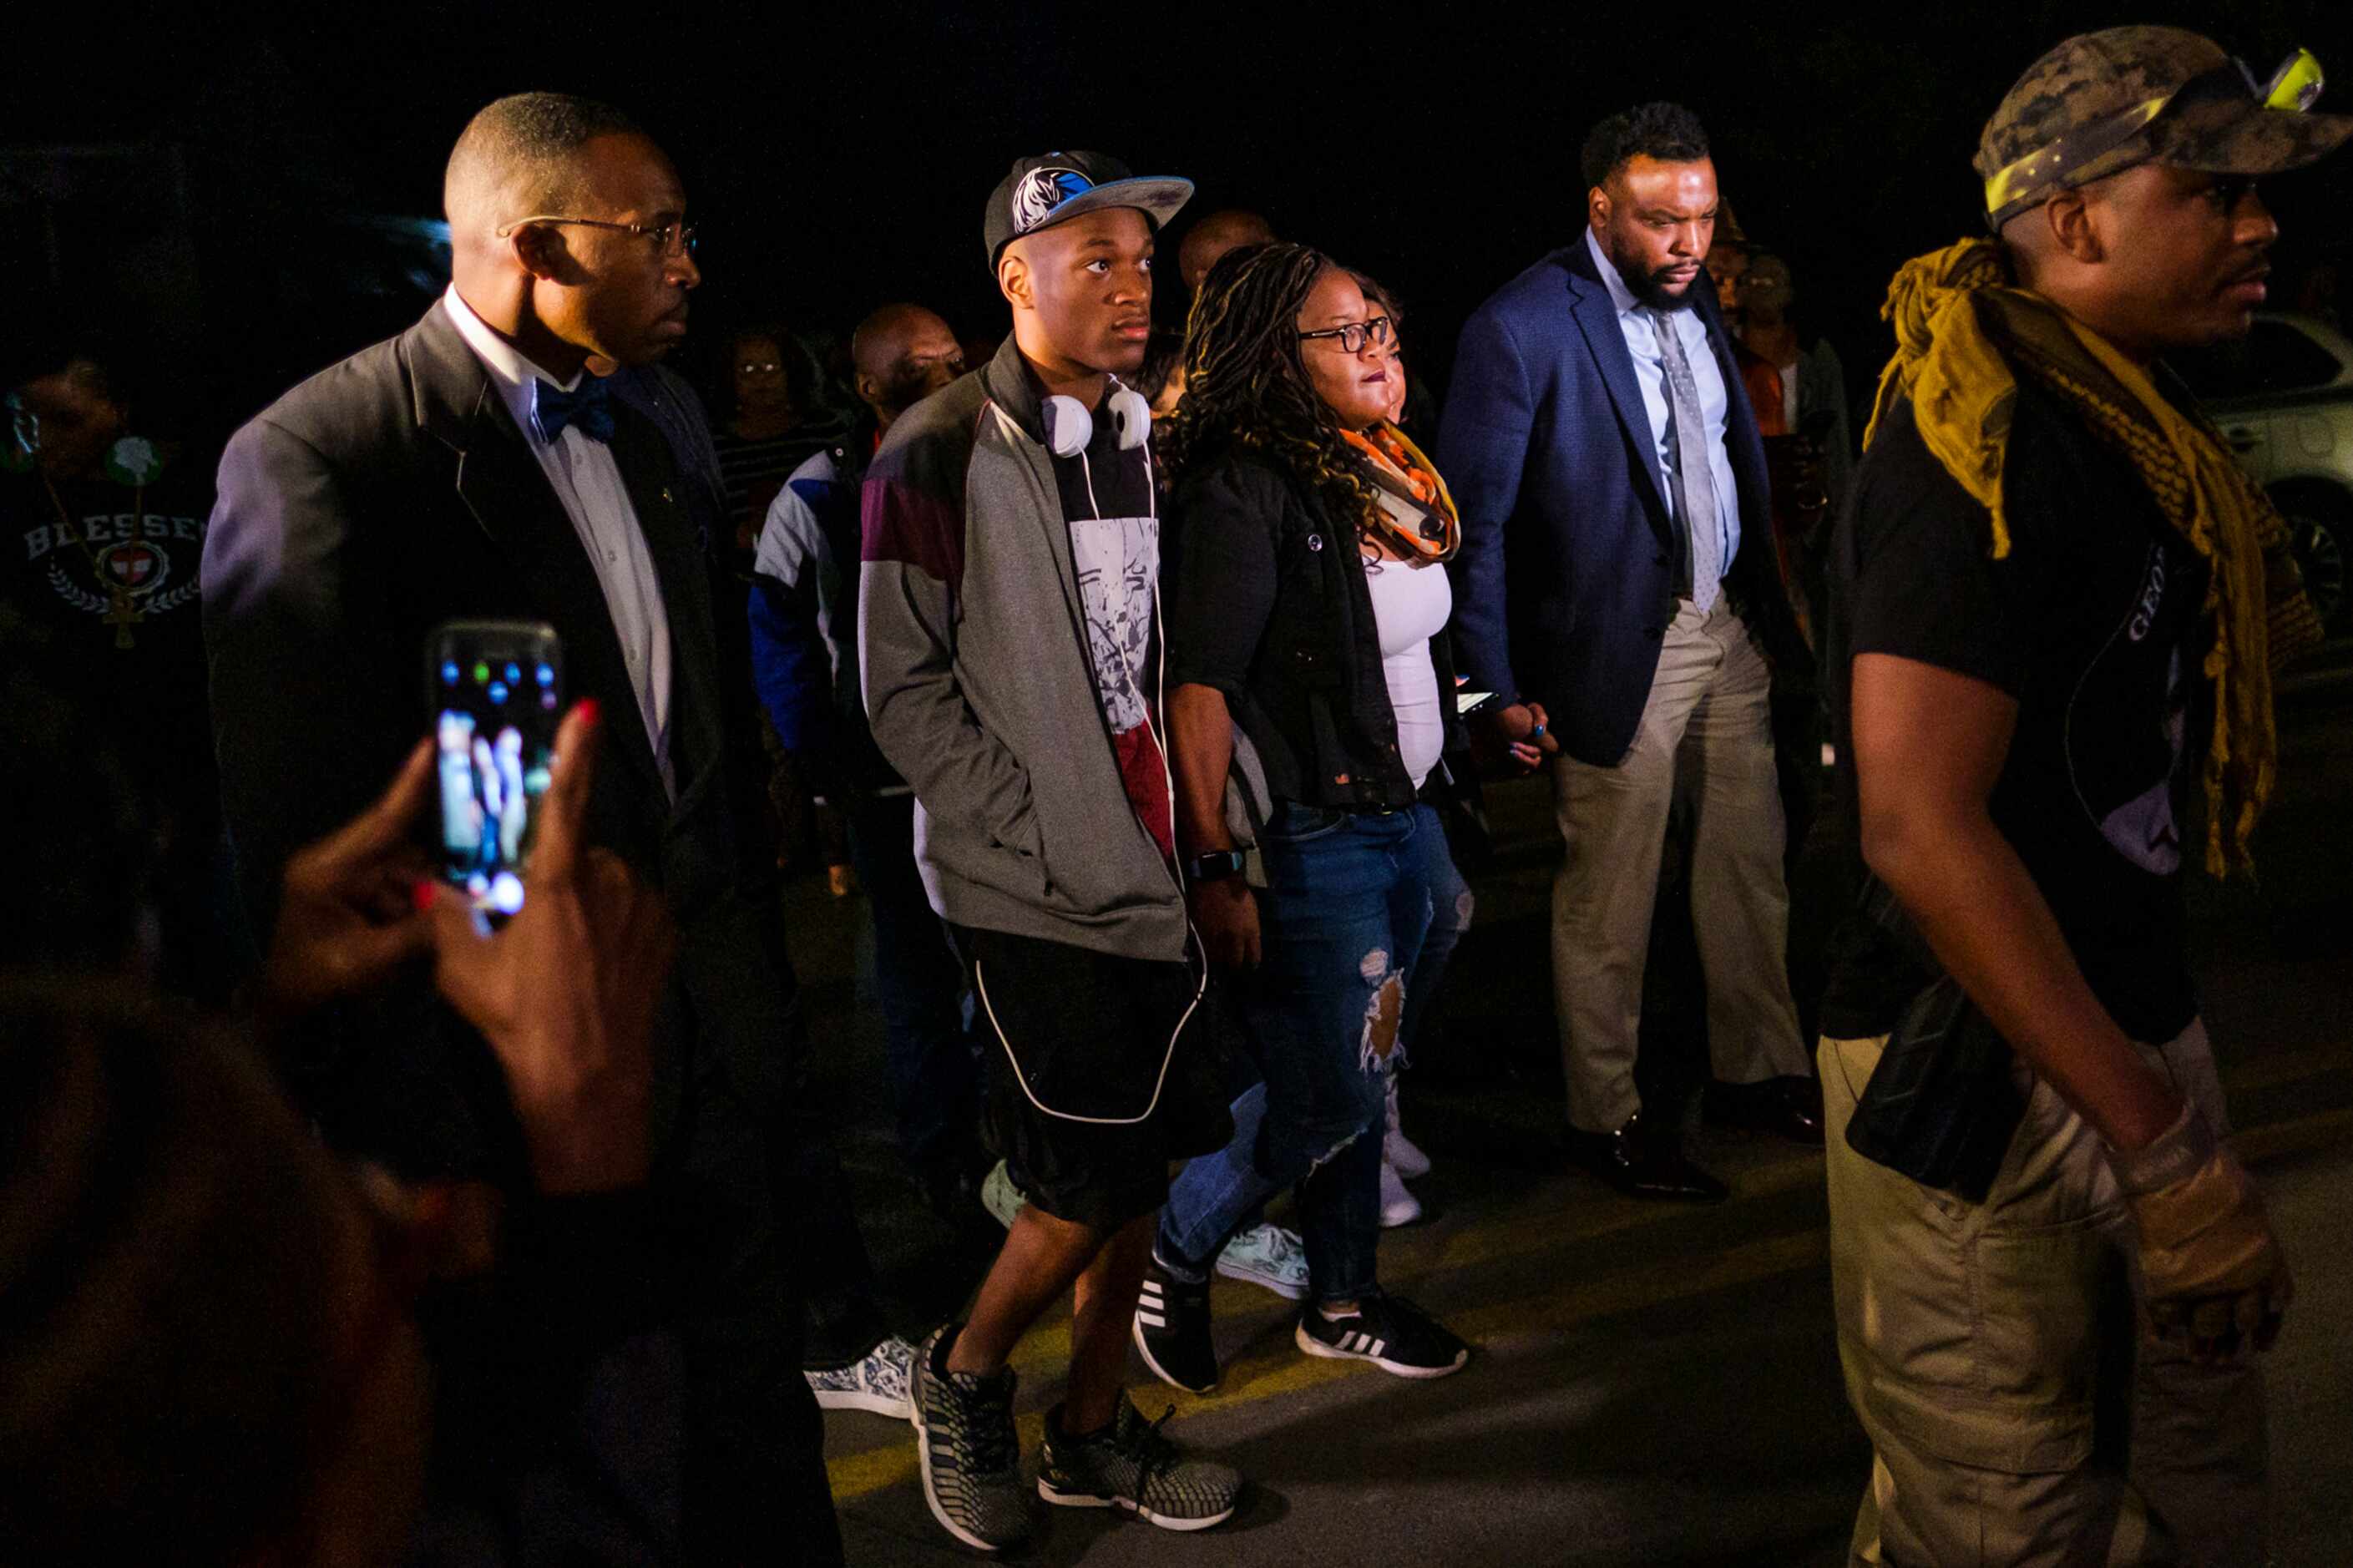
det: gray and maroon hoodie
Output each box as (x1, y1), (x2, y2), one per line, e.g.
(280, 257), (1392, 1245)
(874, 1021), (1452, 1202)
(858, 336), (1187, 962)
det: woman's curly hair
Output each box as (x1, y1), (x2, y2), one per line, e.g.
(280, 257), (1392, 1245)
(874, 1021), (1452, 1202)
(1158, 241), (1384, 533)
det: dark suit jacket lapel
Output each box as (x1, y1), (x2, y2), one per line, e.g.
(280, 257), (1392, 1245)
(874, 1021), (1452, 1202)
(1561, 243), (1673, 541)
(404, 306), (668, 806)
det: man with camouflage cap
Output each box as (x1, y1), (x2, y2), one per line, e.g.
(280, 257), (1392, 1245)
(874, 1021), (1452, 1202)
(1817, 25), (2341, 1565)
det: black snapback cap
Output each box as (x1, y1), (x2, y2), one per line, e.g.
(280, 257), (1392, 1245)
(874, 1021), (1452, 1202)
(983, 150), (1193, 272)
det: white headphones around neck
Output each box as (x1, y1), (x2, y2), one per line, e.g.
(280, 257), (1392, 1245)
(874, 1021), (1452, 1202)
(1041, 379), (1152, 458)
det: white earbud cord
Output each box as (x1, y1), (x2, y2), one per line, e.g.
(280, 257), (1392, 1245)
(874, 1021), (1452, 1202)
(975, 391), (1203, 1126)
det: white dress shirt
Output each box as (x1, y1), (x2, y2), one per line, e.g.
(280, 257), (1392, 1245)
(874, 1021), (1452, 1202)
(1582, 226), (1742, 584)
(442, 286), (676, 797)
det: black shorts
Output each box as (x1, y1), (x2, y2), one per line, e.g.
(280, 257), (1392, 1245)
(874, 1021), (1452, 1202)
(964, 926), (1233, 1232)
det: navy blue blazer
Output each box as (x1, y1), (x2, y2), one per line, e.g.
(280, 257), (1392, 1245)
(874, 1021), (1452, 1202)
(1437, 235), (1806, 767)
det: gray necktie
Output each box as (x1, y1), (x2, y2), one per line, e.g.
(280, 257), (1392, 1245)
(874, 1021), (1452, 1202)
(1649, 308), (1722, 614)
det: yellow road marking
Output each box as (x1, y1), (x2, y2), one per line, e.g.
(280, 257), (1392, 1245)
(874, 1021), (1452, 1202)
(827, 1087), (2353, 1506)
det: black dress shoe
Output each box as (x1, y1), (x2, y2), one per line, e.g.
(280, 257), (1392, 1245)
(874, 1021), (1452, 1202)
(1565, 1113), (1729, 1202)
(1702, 1075), (1827, 1146)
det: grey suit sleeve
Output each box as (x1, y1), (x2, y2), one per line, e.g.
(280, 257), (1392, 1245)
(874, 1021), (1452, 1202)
(1438, 306), (1538, 701)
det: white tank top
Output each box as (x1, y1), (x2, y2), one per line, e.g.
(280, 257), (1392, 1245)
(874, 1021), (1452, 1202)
(1363, 555), (1452, 790)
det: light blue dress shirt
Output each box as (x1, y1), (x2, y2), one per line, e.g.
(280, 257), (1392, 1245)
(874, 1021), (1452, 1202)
(1581, 226), (1741, 585)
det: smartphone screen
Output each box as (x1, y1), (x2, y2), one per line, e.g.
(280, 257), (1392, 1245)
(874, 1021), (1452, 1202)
(1455, 689), (1496, 718)
(428, 620), (563, 917)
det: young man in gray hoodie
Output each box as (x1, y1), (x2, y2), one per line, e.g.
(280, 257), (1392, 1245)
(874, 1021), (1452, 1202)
(860, 152), (1243, 1550)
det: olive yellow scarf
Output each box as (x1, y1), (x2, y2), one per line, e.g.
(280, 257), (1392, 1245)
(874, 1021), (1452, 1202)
(1865, 238), (2323, 874)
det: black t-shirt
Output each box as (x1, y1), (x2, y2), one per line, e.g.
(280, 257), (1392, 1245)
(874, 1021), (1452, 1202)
(2, 453), (215, 810)
(1819, 384), (2206, 1046)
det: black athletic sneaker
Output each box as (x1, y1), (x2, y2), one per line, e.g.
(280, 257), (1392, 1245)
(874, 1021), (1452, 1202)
(1132, 1254), (1219, 1393)
(909, 1323), (1030, 1551)
(1294, 1294), (1469, 1378)
(1036, 1393), (1242, 1531)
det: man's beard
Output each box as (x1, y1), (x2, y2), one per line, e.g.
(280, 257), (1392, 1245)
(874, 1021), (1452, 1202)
(1605, 235), (1700, 313)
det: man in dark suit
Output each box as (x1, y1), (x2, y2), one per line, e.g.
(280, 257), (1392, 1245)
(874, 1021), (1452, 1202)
(203, 93), (842, 1563)
(1439, 102), (1819, 1202)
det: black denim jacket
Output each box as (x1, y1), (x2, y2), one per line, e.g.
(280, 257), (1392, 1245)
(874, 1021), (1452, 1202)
(1166, 444), (1462, 812)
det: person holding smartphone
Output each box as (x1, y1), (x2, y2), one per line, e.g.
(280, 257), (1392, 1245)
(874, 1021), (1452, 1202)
(1135, 242), (1477, 1394)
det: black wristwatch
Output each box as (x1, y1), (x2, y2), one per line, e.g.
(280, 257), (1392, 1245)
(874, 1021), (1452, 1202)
(1183, 848), (1249, 883)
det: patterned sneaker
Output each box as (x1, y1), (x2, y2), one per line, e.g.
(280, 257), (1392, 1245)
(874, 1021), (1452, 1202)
(1379, 1158), (1424, 1228)
(1295, 1295), (1468, 1379)
(1133, 1255), (1219, 1393)
(1214, 1222), (1308, 1300)
(1036, 1393), (1241, 1531)
(979, 1159), (1028, 1230)
(805, 1333), (918, 1419)
(909, 1323), (1030, 1551)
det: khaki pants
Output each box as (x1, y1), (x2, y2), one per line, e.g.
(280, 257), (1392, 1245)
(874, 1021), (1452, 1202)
(1820, 1021), (2270, 1566)
(1551, 597), (1809, 1132)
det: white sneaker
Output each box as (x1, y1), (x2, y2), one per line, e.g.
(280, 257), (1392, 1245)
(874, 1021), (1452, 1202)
(1214, 1222), (1308, 1300)
(979, 1159), (1027, 1230)
(1379, 1160), (1423, 1228)
(1384, 1076), (1431, 1180)
(807, 1334), (919, 1419)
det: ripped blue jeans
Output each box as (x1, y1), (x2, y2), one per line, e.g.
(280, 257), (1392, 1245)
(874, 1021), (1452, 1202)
(1158, 801), (1457, 1304)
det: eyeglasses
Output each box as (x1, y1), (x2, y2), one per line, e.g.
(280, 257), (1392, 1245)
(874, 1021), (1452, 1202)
(1298, 316), (1394, 355)
(496, 215), (699, 259)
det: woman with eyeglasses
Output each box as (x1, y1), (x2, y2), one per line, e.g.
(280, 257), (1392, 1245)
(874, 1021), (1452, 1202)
(1133, 242), (1475, 1392)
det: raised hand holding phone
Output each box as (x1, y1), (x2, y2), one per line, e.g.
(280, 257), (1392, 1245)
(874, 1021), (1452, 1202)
(423, 700), (676, 1193)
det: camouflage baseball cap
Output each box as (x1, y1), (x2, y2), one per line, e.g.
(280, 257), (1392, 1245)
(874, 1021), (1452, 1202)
(1977, 26), (2352, 230)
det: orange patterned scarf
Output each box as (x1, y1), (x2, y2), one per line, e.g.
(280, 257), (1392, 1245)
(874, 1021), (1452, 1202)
(1342, 422), (1460, 561)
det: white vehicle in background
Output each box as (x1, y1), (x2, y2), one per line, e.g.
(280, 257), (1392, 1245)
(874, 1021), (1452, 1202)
(2173, 311), (2352, 636)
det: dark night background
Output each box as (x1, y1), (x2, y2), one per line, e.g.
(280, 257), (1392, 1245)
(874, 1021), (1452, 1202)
(8, 0), (2351, 439)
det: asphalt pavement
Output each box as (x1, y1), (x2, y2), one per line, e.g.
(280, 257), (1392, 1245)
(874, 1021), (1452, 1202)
(792, 645), (2353, 1566)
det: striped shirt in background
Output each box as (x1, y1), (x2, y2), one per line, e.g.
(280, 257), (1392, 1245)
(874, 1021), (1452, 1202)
(712, 427), (828, 552)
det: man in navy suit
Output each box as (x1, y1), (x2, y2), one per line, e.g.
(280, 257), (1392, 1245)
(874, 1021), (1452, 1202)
(1439, 103), (1819, 1201)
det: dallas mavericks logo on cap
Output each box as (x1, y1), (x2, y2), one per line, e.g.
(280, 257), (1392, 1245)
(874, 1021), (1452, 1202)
(984, 149), (1194, 271)
(1010, 164), (1095, 235)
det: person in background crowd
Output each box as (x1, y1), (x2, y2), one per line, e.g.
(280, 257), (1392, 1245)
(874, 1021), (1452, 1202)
(1178, 207), (1277, 294)
(1136, 326), (1188, 417)
(1137, 241), (1476, 1395)
(1440, 101), (1819, 1205)
(711, 322), (831, 557)
(1738, 255), (1851, 502)
(711, 325), (858, 889)
(3, 328), (246, 1007)
(204, 91), (847, 1563)
(1739, 251), (1853, 590)
(1349, 270), (1443, 432)
(1700, 200), (1752, 328)
(862, 150), (1242, 1550)
(751, 301), (989, 1226)
(1820, 26), (2336, 1561)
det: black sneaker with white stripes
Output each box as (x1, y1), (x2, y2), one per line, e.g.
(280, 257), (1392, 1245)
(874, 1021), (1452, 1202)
(1294, 1294), (1469, 1378)
(1132, 1254), (1219, 1393)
